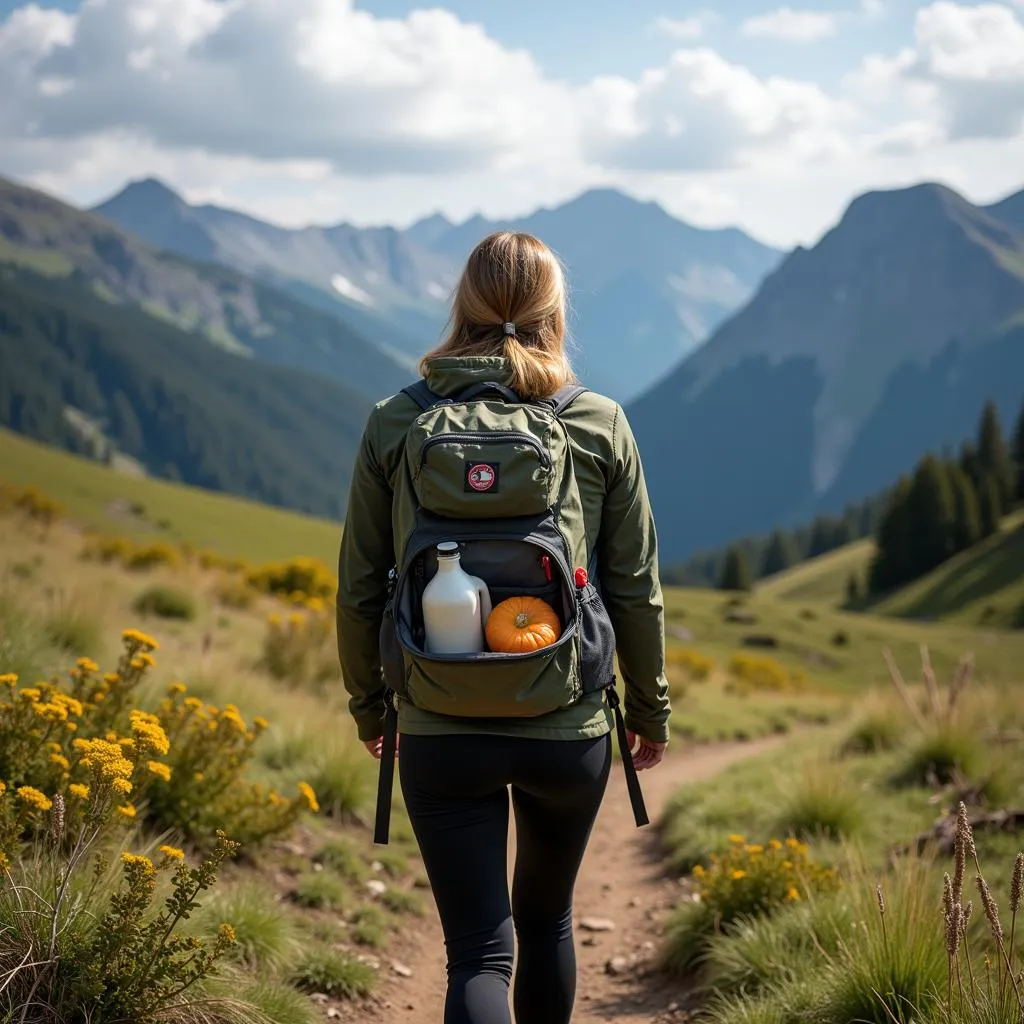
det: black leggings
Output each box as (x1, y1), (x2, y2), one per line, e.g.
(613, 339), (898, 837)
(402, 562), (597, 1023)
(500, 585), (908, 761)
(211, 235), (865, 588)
(399, 732), (611, 1024)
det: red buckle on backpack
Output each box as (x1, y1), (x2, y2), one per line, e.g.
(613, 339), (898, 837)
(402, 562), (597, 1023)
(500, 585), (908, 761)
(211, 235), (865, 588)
(574, 567), (589, 588)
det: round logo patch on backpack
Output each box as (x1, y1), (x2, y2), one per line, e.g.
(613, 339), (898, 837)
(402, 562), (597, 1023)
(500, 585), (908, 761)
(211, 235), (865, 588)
(465, 462), (499, 493)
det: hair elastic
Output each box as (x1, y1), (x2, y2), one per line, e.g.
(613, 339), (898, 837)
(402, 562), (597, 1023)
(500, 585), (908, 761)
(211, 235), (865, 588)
(502, 322), (516, 336)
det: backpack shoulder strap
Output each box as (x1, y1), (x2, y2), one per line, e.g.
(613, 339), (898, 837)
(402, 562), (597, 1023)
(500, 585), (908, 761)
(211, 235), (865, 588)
(400, 379), (446, 412)
(547, 384), (589, 417)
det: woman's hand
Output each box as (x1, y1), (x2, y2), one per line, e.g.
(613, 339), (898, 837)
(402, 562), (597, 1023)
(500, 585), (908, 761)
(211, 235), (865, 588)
(625, 730), (667, 771)
(363, 736), (399, 760)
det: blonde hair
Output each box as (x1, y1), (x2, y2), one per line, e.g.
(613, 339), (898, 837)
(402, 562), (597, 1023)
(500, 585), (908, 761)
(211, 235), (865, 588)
(420, 231), (575, 401)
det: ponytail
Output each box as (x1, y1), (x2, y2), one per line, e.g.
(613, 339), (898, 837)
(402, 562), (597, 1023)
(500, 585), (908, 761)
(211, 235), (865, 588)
(419, 232), (576, 401)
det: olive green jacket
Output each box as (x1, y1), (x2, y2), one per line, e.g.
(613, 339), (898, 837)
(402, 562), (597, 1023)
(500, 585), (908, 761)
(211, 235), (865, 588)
(336, 356), (671, 744)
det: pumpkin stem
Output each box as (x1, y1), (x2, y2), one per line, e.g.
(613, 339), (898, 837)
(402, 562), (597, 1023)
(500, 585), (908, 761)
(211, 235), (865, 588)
(514, 612), (531, 629)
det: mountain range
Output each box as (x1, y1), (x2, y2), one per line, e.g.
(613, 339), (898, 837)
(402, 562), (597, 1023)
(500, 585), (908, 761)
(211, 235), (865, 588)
(628, 181), (1024, 560)
(2, 170), (1023, 563)
(93, 180), (782, 402)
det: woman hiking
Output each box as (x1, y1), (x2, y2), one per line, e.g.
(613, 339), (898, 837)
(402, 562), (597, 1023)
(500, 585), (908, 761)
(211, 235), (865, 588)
(336, 230), (671, 1024)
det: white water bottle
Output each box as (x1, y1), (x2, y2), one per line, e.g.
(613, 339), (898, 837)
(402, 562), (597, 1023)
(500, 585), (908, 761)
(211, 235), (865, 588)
(422, 542), (493, 654)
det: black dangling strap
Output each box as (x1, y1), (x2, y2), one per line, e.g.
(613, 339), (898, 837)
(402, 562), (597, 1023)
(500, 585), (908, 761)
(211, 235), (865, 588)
(606, 684), (650, 828)
(373, 691), (399, 845)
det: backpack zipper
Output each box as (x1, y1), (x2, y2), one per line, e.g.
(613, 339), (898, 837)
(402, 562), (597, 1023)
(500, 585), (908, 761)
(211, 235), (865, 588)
(419, 431), (551, 471)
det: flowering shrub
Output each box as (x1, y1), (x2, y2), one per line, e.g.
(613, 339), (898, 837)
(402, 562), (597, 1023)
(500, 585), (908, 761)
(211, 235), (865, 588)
(727, 653), (806, 693)
(666, 647), (715, 681)
(81, 534), (136, 564)
(247, 556), (337, 601)
(0, 630), (319, 860)
(213, 574), (259, 610)
(261, 601), (337, 689)
(693, 834), (840, 928)
(125, 542), (182, 572)
(5, 483), (63, 526)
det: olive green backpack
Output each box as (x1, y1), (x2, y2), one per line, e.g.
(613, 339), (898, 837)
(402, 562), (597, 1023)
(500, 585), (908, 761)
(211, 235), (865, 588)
(373, 378), (648, 843)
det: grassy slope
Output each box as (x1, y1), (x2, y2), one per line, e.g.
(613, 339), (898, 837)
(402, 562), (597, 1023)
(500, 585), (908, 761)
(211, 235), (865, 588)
(663, 585), (1024, 694)
(871, 510), (1024, 628)
(0, 428), (341, 566)
(755, 539), (875, 605)
(756, 511), (1024, 630)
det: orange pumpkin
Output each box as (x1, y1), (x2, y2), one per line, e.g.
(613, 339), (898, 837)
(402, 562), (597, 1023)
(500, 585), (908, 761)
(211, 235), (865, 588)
(486, 596), (561, 653)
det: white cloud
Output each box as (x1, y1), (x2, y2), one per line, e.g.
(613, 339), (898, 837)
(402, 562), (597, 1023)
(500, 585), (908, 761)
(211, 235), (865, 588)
(653, 14), (707, 40)
(581, 48), (855, 172)
(0, 0), (1023, 250)
(740, 7), (839, 42)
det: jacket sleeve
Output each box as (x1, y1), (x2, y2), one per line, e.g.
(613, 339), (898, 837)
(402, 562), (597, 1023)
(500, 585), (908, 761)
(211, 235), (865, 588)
(597, 404), (672, 743)
(336, 408), (395, 742)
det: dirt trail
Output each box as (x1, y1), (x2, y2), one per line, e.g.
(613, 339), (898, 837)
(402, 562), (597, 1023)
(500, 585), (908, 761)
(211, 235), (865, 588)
(343, 735), (785, 1023)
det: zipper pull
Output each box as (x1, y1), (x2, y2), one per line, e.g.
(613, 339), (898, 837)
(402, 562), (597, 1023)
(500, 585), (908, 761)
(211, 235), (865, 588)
(540, 555), (553, 583)
(574, 567), (589, 588)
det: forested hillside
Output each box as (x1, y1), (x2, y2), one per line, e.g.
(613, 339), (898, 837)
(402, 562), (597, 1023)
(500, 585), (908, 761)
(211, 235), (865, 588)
(0, 266), (372, 518)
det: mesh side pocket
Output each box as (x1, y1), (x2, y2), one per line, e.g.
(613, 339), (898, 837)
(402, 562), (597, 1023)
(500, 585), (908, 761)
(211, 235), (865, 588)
(379, 601), (408, 696)
(578, 583), (616, 693)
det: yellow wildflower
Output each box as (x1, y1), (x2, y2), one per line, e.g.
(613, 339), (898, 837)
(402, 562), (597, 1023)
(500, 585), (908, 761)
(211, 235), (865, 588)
(122, 629), (159, 651)
(103, 673), (120, 685)
(49, 753), (71, 771)
(0, 780), (5, 796)
(253, 716), (269, 731)
(129, 710), (170, 756)
(692, 864), (706, 877)
(769, 839), (783, 850)
(16, 786), (52, 812)
(111, 778), (133, 796)
(121, 852), (154, 872)
(194, 772), (205, 783)
(785, 837), (803, 850)
(65, 722), (78, 732)
(52, 693), (83, 717)
(745, 844), (765, 855)
(147, 761), (172, 783)
(728, 834), (746, 845)
(184, 697), (204, 711)
(218, 923), (237, 944)
(168, 682), (187, 696)
(159, 844), (185, 861)
(297, 781), (320, 813)
(33, 701), (69, 723)
(18, 687), (41, 702)
(220, 705), (247, 733)
(786, 887), (801, 902)
(0, 673), (17, 687)
(730, 870), (747, 880)
(68, 783), (90, 801)
(76, 657), (99, 674)
(117, 803), (137, 819)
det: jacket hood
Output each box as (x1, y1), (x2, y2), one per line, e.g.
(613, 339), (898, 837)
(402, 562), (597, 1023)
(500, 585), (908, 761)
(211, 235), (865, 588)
(423, 356), (514, 397)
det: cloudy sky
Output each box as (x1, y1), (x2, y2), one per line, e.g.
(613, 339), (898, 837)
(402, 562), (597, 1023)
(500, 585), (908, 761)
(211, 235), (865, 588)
(1, 0), (1022, 247)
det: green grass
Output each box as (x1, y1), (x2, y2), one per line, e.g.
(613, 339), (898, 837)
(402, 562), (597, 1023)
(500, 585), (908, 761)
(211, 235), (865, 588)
(871, 512), (1024, 629)
(289, 947), (376, 999)
(0, 428), (341, 565)
(756, 538), (875, 605)
(662, 586), (1024, 695)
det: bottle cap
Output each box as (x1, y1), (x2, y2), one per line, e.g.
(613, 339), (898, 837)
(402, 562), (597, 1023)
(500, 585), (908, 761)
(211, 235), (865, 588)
(574, 567), (589, 587)
(437, 541), (459, 558)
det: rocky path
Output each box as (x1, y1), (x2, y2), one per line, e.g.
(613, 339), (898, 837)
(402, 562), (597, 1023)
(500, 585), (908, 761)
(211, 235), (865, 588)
(340, 734), (786, 1023)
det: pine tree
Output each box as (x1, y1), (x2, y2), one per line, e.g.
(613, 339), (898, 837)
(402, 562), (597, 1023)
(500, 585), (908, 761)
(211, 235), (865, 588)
(719, 546), (753, 592)
(959, 440), (981, 491)
(905, 455), (957, 576)
(947, 462), (982, 553)
(978, 473), (1003, 538)
(868, 475), (914, 594)
(977, 399), (1013, 505)
(761, 528), (798, 577)
(1013, 397), (1024, 503)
